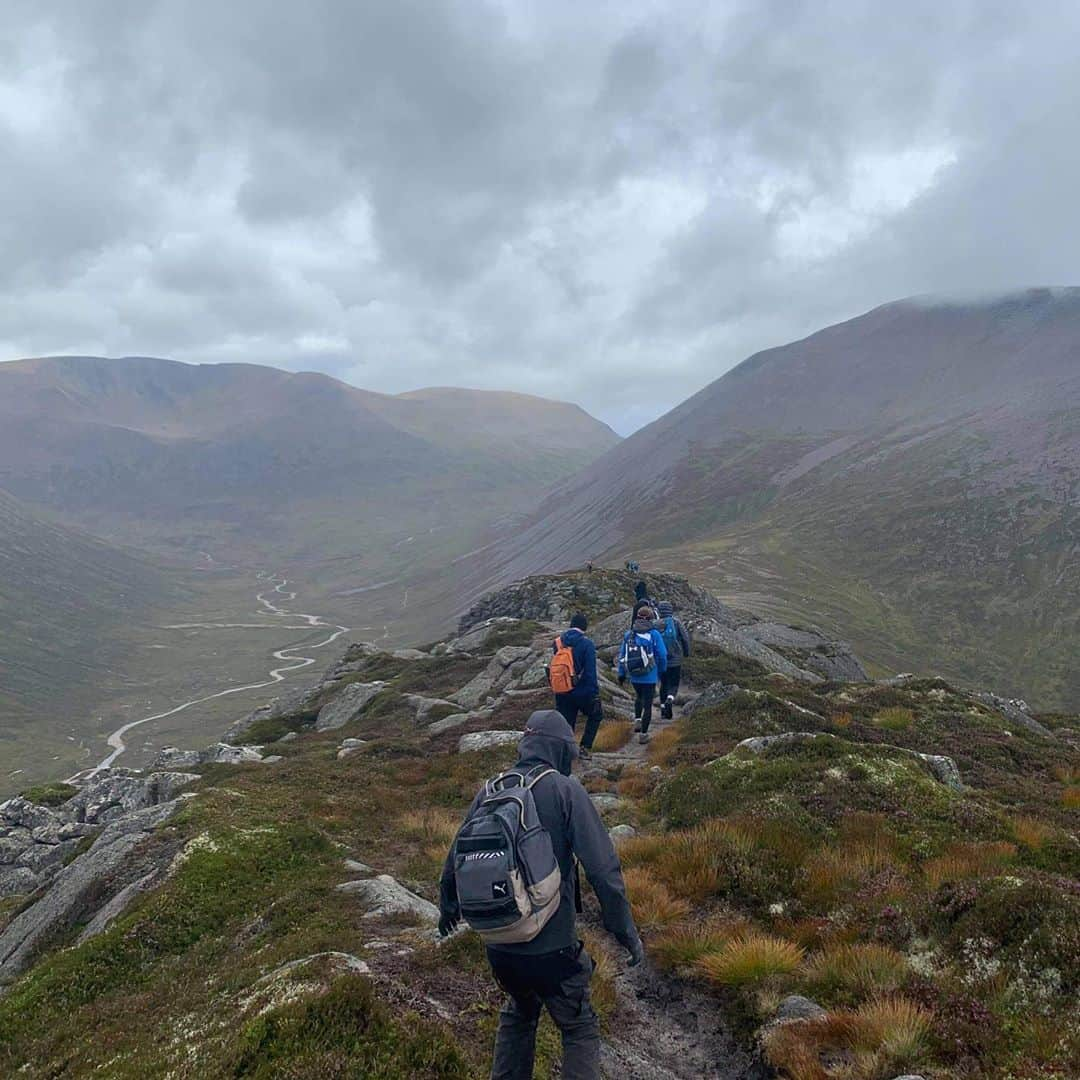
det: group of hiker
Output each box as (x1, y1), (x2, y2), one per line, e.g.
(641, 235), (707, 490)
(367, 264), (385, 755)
(549, 578), (691, 752)
(439, 573), (689, 1078)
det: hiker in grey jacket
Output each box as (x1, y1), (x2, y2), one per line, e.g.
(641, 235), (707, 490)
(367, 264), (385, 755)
(439, 710), (643, 1080)
(655, 600), (691, 719)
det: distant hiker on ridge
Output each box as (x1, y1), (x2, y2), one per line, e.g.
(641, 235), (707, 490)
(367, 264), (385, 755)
(547, 613), (603, 759)
(439, 710), (643, 1080)
(631, 578), (655, 623)
(618, 605), (667, 743)
(655, 600), (691, 719)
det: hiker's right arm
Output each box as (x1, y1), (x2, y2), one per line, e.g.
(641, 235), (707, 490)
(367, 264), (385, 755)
(565, 780), (642, 957)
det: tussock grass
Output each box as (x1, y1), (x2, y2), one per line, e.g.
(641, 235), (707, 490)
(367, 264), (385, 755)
(800, 840), (901, 905)
(619, 819), (760, 902)
(592, 720), (632, 752)
(1010, 814), (1055, 849)
(923, 840), (1016, 888)
(696, 931), (804, 987)
(1063, 786), (1080, 810)
(622, 867), (690, 929)
(765, 996), (932, 1080)
(397, 808), (461, 847)
(830, 711), (853, 730)
(616, 768), (656, 798)
(647, 724), (683, 765)
(871, 706), (915, 731)
(801, 942), (909, 1004)
(652, 917), (752, 969)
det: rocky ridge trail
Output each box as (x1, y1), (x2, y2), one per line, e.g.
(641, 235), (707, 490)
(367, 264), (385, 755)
(0, 568), (1072, 1078)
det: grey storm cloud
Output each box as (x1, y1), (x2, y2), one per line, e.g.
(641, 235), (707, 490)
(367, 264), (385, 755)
(2, 0), (1079, 432)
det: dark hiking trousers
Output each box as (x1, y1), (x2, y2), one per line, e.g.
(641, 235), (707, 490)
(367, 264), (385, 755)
(488, 942), (599, 1079)
(554, 693), (603, 751)
(633, 683), (656, 733)
(659, 666), (682, 717)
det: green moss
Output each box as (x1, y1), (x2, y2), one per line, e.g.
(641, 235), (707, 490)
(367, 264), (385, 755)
(225, 977), (468, 1078)
(482, 619), (542, 651)
(18, 781), (78, 807)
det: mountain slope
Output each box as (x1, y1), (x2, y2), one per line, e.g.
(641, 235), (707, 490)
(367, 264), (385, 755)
(467, 289), (1080, 708)
(0, 490), (177, 779)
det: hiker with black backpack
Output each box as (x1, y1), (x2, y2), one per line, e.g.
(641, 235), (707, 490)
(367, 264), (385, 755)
(547, 613), (603, 759)
(655, 600), (691, 719)
(631, 579), (656, 623)
(617, 606), (668, 743)
(438, 710), (643, 1080)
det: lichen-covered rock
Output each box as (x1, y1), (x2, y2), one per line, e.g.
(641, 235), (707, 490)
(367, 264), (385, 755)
(155, 744), (265, 768)
(684, 682), (743, 716)
(733, 732), (833, 755)
(916, 753), (963, 791)
(974, 691), (1053, 738)
(0, 798), (188, 982)
(67, 770), (200, 824)
(453, 646), (543, 710)
(315, 681), (385, 731)
(772, 995), (827, 1024)
(403, 693), (457, 723)
(336, 738), (370, 760)
(609, 824), (637, 842)
(457, 730), (522, 753)
(427, 712), (473, 735)
(336, 874), (440, 924)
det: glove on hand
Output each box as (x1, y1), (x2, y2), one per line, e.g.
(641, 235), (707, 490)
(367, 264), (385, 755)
(438, 912), (460, 938)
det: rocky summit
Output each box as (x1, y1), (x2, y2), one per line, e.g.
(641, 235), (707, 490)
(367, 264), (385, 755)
(0, 569), (1076, 1079)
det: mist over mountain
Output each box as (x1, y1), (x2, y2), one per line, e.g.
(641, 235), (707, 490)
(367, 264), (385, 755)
(467, 289), (1080, 709)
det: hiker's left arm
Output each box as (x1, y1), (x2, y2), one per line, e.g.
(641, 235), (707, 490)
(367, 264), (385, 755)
(653, 630), (668, 674)
(566, 781), (641, 954)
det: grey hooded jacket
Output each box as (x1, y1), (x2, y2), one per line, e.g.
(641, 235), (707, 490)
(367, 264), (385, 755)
(440, 710), (641, 956)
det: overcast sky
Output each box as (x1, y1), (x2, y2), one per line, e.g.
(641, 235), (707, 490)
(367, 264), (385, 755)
(3, 1), (1079, 433)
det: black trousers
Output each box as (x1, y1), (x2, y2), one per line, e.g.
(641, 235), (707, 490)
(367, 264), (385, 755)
(633, 682), (656, 733)
(554, 693), (603, 751)
(488, 942), (599, 1079)
(659, 665), (682, 716)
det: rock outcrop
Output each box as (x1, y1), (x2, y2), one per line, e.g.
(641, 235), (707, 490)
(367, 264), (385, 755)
(315, 681), (385, 731)
(0, 792), (190, 983)
(0, 770), (197, 903)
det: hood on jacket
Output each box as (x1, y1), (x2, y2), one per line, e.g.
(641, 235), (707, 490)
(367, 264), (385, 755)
(631, 617), (656, 635)
(518, 709), (579, 775)
(560, 627), (585, 644)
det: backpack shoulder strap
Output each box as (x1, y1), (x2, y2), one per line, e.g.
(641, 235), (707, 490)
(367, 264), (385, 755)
(524, 765), (557, 789)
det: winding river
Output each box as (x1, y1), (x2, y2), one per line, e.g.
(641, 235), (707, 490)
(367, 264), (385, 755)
(67, 576), (349, 781)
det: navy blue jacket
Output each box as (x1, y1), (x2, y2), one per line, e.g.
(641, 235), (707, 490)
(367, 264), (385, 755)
(553, 628), (598, 699)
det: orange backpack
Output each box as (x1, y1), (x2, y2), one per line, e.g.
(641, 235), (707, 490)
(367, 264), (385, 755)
(548, 636), (578, 694)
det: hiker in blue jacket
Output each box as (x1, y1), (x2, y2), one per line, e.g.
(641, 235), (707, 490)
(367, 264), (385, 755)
(617, 606), (667, 744)
(551, 613), (603, 758)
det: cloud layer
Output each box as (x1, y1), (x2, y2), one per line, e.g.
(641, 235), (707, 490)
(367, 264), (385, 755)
(2, 1), (1078, 432)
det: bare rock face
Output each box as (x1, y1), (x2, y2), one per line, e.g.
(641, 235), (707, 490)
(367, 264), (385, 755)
(315, 681), (385, 732)
(684, 682), (743, 716)
(733, 732), (833, 755)
(974, 691), (1054, 738)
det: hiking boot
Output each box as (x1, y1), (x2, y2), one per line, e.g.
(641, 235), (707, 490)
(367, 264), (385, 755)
(579, 746), (592, 760)
(633, 719), (642, 733)
(638, 732), (651, 744)
(662, 694), (675, 720)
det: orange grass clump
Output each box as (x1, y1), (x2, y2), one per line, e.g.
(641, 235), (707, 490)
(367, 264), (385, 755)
(622, 866), (690, 929)
(592, 720), (633, 752)
(696, 931), (805, 987)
